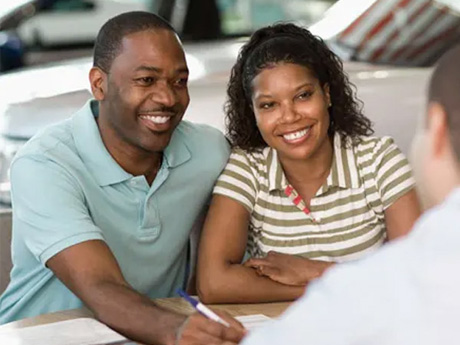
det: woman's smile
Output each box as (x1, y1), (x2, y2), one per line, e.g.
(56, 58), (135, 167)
(252, 62), (330, 161)
(281, 126), (312, 144)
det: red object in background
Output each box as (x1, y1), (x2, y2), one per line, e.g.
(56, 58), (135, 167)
(336, 0), (460, 66)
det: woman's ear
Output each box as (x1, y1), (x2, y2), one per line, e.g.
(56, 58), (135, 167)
(89, 67), (107, 101)
(323, 83), (331, 106)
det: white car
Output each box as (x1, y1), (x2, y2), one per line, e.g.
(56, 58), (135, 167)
(16, 0), (152, 47)
(0, 0), (459, 205)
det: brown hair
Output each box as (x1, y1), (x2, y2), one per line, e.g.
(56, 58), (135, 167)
(428, 45), (460, 160)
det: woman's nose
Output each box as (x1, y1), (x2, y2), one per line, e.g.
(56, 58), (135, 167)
(279, 103), (299, 123)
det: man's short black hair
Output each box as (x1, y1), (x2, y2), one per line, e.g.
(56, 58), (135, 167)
(429, 45), (460, 160)
(93, 11), (176, 72)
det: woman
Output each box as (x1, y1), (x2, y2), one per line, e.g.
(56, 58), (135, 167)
(196, 23), (421, 303)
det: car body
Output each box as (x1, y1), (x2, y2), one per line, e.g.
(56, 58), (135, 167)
(0, 1), (35, 72)
(0, 32), (25, 72)
(0, 0), (459, 205)
(16, 0), (152, 47)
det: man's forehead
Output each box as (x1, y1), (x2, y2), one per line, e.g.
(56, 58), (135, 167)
(134, 64), (189, 75)
(121, 29), (183, 52)
(122, 28), (180, 45)
(112, 29), (187, 71)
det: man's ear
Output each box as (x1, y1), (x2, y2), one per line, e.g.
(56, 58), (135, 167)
(89, 67), (107, 101)
(427, 102), (449, 158)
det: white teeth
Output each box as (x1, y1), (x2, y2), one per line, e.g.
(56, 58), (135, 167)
(283, 127), (310, 141)
(141, 115), (171, 124)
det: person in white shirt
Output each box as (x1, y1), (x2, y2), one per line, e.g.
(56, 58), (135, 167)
(234, 45), (460, 345)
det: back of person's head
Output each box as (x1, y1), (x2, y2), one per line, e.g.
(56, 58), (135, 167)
(428, 45), (460, 161)
(93, 11), (176, 73)
(225, 22), (373, 150)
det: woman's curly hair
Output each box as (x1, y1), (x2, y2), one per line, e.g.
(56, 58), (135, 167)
(225, 23), (374, 150)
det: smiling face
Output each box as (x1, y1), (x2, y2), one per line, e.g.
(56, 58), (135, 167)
(251, 62), (331, 163)
(94, 28), (189, 154)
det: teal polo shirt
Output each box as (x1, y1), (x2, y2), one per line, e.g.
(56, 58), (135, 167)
(0, 100), (230, 324)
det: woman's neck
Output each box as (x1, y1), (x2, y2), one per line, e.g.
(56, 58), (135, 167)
(280, 135), (334, 190)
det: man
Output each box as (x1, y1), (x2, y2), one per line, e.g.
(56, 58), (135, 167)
(238, 45), (460, 344)
(0, 11), (243, 345)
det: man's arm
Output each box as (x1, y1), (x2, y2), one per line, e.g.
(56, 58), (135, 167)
(10, 154), (244, 344)
(47, 239), (244, 345)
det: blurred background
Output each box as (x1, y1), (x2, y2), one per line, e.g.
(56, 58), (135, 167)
(0, 0), (337, 70)
(0, 0), (459, 204)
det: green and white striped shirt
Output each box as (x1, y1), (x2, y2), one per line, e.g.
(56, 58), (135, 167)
(214, 133), (415, 262)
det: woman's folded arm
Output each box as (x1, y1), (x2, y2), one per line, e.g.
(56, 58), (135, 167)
(196, 195), (305, 304)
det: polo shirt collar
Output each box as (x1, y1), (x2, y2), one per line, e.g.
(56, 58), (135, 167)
(267, 148), (288, 192)
(72, 100), (131, 186)
(72, 100), (191, 187)
(266, 132), (361, 193)
(163, 127), (191, 168)
(322, 132), (361, 190)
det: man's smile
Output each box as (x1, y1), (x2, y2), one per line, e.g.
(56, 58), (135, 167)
(139, 113), (176, 132)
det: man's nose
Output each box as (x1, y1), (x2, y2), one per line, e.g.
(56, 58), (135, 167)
(152, 82), (177, 107)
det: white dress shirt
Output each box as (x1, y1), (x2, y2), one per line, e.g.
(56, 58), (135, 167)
(242, 188), (460, 345)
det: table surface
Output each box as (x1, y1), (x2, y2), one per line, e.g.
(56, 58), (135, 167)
(0, 297), (291, 331)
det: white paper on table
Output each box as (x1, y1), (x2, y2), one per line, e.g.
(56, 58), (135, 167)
(235, 314), (272, 331)
(0, 317), (128, 345)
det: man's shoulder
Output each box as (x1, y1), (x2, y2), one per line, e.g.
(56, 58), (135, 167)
(176, 121), (226, 141)
(408, 190), (460, 251)
(317, 198), (459, 295)
(13, 118), (75, 164)
(174, 121), (230, 156)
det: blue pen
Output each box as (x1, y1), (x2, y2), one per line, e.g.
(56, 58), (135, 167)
(177, 289), (231, 327)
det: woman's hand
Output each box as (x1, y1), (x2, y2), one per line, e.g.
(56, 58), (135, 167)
(244, 251), (334, 286)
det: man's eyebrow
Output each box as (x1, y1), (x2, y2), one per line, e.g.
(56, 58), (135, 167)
(134, 65), (189, 74)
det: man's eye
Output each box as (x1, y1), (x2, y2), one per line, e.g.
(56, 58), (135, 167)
(136, 77), (155, 85)
(175, 78), (188, 87)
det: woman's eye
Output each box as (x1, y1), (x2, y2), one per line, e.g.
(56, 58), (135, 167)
(260, 102), (274, 110)
(297, 91), (312, 99)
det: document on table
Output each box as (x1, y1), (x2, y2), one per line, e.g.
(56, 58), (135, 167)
(0, 318), (129, 345)
(235, 314), (272, 331)
(0, 314), (272, 344)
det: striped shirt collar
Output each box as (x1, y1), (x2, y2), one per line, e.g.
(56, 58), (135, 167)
(266, 132), (362, 193)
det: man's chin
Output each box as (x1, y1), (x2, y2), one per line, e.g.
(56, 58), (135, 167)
(138, 120), (182, 152)
(141, 136), (173, 154)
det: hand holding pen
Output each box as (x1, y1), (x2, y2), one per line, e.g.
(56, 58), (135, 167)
(177, 289), (231, 327)
(175, 289), (246, 345)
